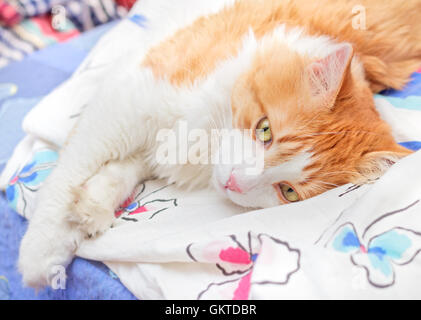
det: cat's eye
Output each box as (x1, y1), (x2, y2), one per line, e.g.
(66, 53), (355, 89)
(279, 183), (300, 203)
(255, 117), (272, 144)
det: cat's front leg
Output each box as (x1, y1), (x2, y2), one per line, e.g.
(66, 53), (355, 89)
(19, 220), (82, 289)
(70, 153), (150, 236)
(18, 67), (170, 288)
(18, 166), (85, 288)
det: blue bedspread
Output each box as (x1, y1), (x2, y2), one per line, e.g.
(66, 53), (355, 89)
(0, 21), (136, 300)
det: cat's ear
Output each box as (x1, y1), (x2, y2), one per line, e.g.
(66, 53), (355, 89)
(355, 146), (413, 182)
(306, 43), (354, 108)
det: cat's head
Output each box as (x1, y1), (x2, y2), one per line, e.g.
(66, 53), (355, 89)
(212, 42), (412, 208)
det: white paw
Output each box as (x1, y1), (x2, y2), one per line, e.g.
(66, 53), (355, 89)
(18, 224), (76, 289)
(70, 176), (116, 236)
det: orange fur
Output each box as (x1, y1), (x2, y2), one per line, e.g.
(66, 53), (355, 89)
(143, 0), (421, 90)
(142, 0), (420, 201)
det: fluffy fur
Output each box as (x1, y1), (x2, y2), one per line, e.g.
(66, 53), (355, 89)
(18, 0), (421, 288)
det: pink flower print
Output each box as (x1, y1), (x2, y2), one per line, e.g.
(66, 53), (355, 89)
(187, 232), (300, 300)
(115, 183), (177, 222)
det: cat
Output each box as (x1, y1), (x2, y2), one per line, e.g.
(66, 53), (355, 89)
(18, 0), (421, 288)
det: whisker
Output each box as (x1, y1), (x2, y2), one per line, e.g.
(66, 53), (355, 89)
(294, 130), (388, 139)
(313, 180), (340, 188)
(316, 170), (358, 177)
(303, 177), (341, 188)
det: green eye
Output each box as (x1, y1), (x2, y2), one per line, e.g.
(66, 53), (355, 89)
(256, 118), (272, 143)
(280, 183), (300, 203)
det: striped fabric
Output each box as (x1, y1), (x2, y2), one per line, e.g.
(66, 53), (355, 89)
(12, 0), (127, 30)
(14, 0), (64, 17)
(0, 0), (130, 67)
(64, 0), (127, 31)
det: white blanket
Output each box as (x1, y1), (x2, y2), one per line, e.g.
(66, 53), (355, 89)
(2, 0), (421, 299)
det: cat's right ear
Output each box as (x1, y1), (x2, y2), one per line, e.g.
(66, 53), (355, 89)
(355, 145), (413, 183)
(306, 43), (354, 108)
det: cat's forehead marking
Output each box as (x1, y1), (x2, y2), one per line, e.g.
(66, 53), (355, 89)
(261, 24), (340, 60)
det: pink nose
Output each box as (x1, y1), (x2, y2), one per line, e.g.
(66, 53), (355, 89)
(224, 173), (242, 193)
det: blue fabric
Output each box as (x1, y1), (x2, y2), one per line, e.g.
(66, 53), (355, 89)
(0, 21), (136, 300)
(399, 141), (421, 151)
(381, 71), (421, 151)
(0, 194), (136, 299)
(381, 73), (421, 98)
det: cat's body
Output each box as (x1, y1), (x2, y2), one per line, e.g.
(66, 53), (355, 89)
(19, 0), (421, 288)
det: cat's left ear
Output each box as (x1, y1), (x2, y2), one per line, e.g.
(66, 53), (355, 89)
(306, 43), (354, 108)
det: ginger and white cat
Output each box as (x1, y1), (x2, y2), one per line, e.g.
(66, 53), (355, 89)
(19, 0), (421, 288)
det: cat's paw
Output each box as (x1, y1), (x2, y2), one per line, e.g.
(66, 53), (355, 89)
(18, 225), (75, 289)
(70, 180), (116, 236)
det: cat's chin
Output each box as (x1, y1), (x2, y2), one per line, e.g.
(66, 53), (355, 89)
(214, 185), (250, 208)
(228, 191), (275, 211)
(213, 179), (283, 209)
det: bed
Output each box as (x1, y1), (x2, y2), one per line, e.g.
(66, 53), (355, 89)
(1, 0), (421, 300)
